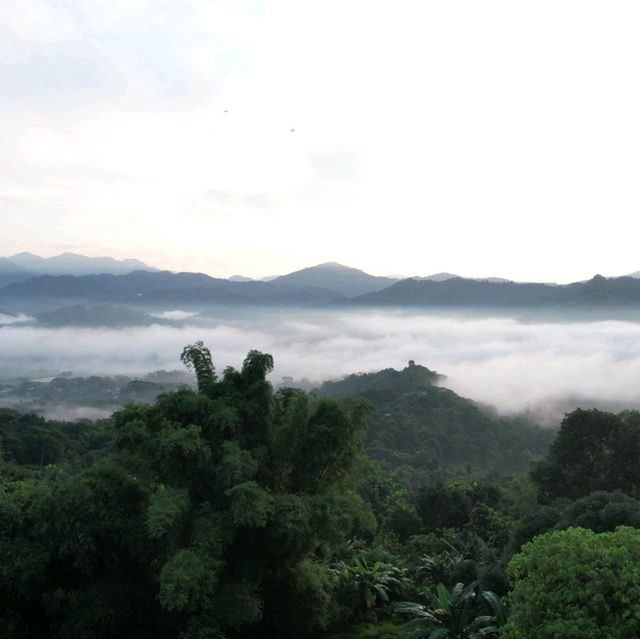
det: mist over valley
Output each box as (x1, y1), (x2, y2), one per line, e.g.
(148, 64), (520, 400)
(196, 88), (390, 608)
(2, 302), (640, 425)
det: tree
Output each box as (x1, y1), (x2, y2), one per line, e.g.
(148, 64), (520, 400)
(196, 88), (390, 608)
(180, 341), (216, 393)
(554, 490), (640, 533)
(531, 409), (640, 502)
(0, 345), (375, 639)
(416, 484), (471, 533)
(380, 489), (422, 542)
(503, 527), (640, 639)
(465, 505), (513, 552)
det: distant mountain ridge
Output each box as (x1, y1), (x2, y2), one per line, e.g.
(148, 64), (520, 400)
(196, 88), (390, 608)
(0, 258), (29, 274)
(0, 269), (342, 310)
(0, 252), (158, 290)
(0, 257), (35, 289)
(0, 262), (397, 309)
(342, 273), (640, 308)
(3, 252), (155, 276)
(4, 258), (640, 319)
(419, 272), (513, 283)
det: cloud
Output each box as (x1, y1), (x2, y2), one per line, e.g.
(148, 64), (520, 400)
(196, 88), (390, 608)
(0, 0), (246, 111)
(2, 1), (640, 281)
(150, 310), (198, 321)
(0, 31), (116, 101)
(308, 150), (359, 181)
(0, 313), (31, 325)
(3, 309), (640, 425)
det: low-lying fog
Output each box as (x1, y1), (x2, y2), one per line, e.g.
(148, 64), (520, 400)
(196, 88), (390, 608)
(2, 307), (640, 425)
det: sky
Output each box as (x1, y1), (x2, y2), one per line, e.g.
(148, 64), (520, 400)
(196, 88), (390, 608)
(1, 0), (639, 282)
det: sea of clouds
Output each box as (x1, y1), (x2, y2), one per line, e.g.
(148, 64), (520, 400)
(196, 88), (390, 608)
(2, 307), (640, 424)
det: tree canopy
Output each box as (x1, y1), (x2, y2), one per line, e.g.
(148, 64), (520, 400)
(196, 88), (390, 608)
(503, 527), (640, 639)
(531, 409), (640, 502)
(0, 345), (374, 639)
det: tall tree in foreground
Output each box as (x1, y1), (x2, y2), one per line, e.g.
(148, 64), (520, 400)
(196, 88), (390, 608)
(0, 345), (374, 639)
(503, 527), (640, 639)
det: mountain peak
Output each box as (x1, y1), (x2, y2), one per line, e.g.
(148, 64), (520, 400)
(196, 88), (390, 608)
(271, 262), (397, 297)
(420, 272), (460, 281)
(10, 251), (39, 258)
(291, 261), (360, 273)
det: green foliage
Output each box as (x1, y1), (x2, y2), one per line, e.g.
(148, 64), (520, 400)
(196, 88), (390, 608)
(513, 489), (640, 552)
(216, 441), (258, 488)
(509, 502), (565, 552)
(181, 341), (216, 394)
(147, 485), (190, 540)
(0, 345), (372, 639)
(380, 489), (422, 542)
(397, 581), (504, 638)
(0, 408), (111, 467)
(159, 549), (220, 612)
(332, 550), (409, 619)
(531, 408), (640, 502)
(8, 353), (640, 639)
(555, 490), (640, 532)
(317, 365), (551, 478)
(503, 527), (640, 639)
(465, 505), (513, 551)
(417, 483), (473, 533)
(225, 481), (272, 527)
(410, 532), (488, 592)
(415, 482), (505, 540)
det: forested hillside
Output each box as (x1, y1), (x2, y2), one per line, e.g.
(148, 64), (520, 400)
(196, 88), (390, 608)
(2, 345), (640, 638)
(316, 364), (552, 479)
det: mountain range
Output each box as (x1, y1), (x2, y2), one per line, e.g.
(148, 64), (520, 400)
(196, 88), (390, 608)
(3, 254), (640, 325)
(0, 252), (155, 288)
(342, 273), (640, 308)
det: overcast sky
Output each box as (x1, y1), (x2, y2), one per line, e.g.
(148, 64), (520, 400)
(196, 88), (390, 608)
(1, 0), (639, 281)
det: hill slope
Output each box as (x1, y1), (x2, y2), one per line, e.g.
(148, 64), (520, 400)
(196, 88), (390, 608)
(315, 363), (552, 476)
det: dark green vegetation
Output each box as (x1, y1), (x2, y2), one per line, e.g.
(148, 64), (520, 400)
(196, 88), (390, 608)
(503, 527), (640, 639)
(531, 408), (640, 502)
(315, 364), (551, 479)
(2, 345), (640, 638)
